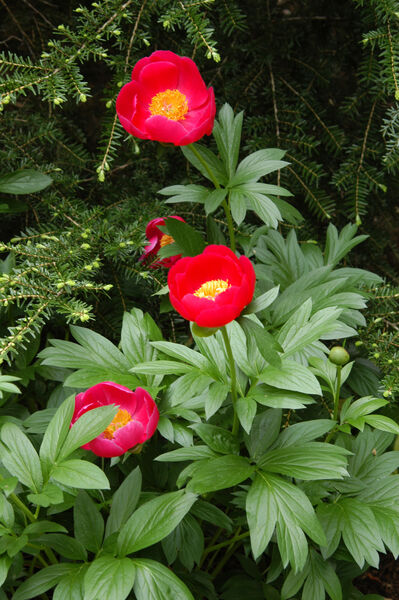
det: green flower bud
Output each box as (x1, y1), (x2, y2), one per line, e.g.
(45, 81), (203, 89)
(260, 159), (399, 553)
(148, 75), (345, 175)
(79, 93), (87, 102)
(328, 346), (350, 366)
(2, 95), (11, 105)
(80, 243), (90, 249)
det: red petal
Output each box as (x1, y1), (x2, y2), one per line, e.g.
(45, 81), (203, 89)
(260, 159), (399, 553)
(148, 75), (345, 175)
(138, 62), (179, 103)
(176, 56), (209, 109)
(144, 115), (187, 145)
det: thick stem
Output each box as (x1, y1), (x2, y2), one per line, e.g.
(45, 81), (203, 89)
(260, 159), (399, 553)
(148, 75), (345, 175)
(221, 326), (239, 435)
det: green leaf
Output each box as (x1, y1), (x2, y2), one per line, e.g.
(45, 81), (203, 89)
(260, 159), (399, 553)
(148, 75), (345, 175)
(63, 369), (139, 390)
(181, 143), (227, 186)
(84, 556), (136, 600)
(156, 446), (217, 462)
(133, 558), (194, 600)
(246, 191), (282, 228)
(364, 414), (399, 434)
(74, 490), (104, 553)
(243, 286), (280, 315)
(159, 184), (210, 205)
(105, 466), (142, 538)
(164, 217), (206, 256)
(239, 317), (282, 368)
(281, 561), (310, 600)
(0, 555), (11, 588)
(53, 565), (88, 600)
(40, 395), (75, 472)
(58, 404), (117, 462)
(70, 325), (130, 371)
(205, 381), (229, 420)
(52, 459), (110, 490)
(264, 472), (326, 546)
(259, 360), (322, 395)
(33, 534), (87, 561)
(230, 190), (247, 225)
(245, 409), (282, 459)
(187, 455), (255, 494)
(276, 518), (308, 572)
(0, 422), (43, 492)
(190, 423), (239, 454)
(236, 397), (257, 434)
(309, 549), (342, 600)
(12, 564), (77, 600)
(212, 103), (243, 180)
(338, 498), (384, 568)
(130, 360), (193, 375)
(191, 499), (233, 532)
(258, 443), (349, 480)
(230, 150), (288, 187)
(246, 473), (278, 559)
(150, 341), (209, 370)
(162, 514), (204, 570)
(24, 521), (67, 535)
(0, 169), (52, 195)
(27, 482), (64, 507)
(275, 419), (335, 447)
(204, 188), (228, 215)
(117, 490), (197, 556)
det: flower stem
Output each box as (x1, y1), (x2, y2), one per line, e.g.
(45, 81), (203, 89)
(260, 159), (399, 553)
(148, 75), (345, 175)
(187, 144), (236, 251)
(333, 365), (342, 422)
(325, 365), (343, 444)
(221, 326), (239, 435)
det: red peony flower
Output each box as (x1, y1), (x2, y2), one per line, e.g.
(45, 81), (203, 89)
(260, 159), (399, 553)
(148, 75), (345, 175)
(71, 382), (159, 458)
(140, 216), (185, 268)
(168, 245), (256, 328)
(116, 50), (216, 146)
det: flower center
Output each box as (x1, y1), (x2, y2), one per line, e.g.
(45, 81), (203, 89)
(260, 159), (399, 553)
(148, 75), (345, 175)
(160, 233), (174, 247)
(103, 409), (132, 440)
(149, 89), (188, 121)
(193, 279), (230, 300)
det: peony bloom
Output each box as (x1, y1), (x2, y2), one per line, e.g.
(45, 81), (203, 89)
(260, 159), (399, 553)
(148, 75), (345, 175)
(71, 382), (159, 458)
(116, 50), (216, 146)
(140, 216), (185, 268)
(168, 245), (256, 328)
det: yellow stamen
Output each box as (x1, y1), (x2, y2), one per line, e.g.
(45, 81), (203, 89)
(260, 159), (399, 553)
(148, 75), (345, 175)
(160, 233), (174, 247)
(149, 89), (188, 121)
(103, 409), (132, 440)
(193, 279), (230, 300)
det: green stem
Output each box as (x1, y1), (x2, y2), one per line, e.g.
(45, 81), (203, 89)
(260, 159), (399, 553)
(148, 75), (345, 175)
(187, 144), (236, 251)
(210, 527), (246, 578)
(221, 326), (239, 435)
(325, 365), (343, 444)
(333, 365), (342, 422)
(203, 531), (249, 558)
(9, 492), (36, 523)
(188, 143), (220, 189)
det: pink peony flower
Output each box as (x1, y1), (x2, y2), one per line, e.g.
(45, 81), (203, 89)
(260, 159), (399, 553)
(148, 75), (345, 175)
(71, 382), (159, 458)
(116, 50), (216, 146)
(140, 216), (185, 268)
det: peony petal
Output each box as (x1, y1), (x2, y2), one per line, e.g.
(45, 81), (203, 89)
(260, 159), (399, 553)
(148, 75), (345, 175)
(132, 50), (180, 82)
(195, 303), (241, 328)
(138, 62), (179, 103)
(113, 419), (145, 449)
(176, 56), (210, 109)
(144, 115), (187, 145)
(87, 436), (126, 458)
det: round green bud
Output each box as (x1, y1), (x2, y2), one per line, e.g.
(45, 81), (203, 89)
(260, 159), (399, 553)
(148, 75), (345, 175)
(372, 343), (378, 348)
(355, 340), (363, 347)
(106, 100), (112, 108)
(80, 243), (90, 249)
(388, 359), (393, 364)
(2, 95), (11, 105)
(192, 322), (219, 338)
(79, 93), (87, 103)
(373, 352), (380, 359)
(98, 171), (105, 182)
(383, 390), (391, 398)
(328, 346), (350, 366)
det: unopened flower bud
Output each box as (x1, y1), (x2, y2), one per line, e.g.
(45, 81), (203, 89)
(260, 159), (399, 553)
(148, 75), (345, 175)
(328, 346), (350, 366)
